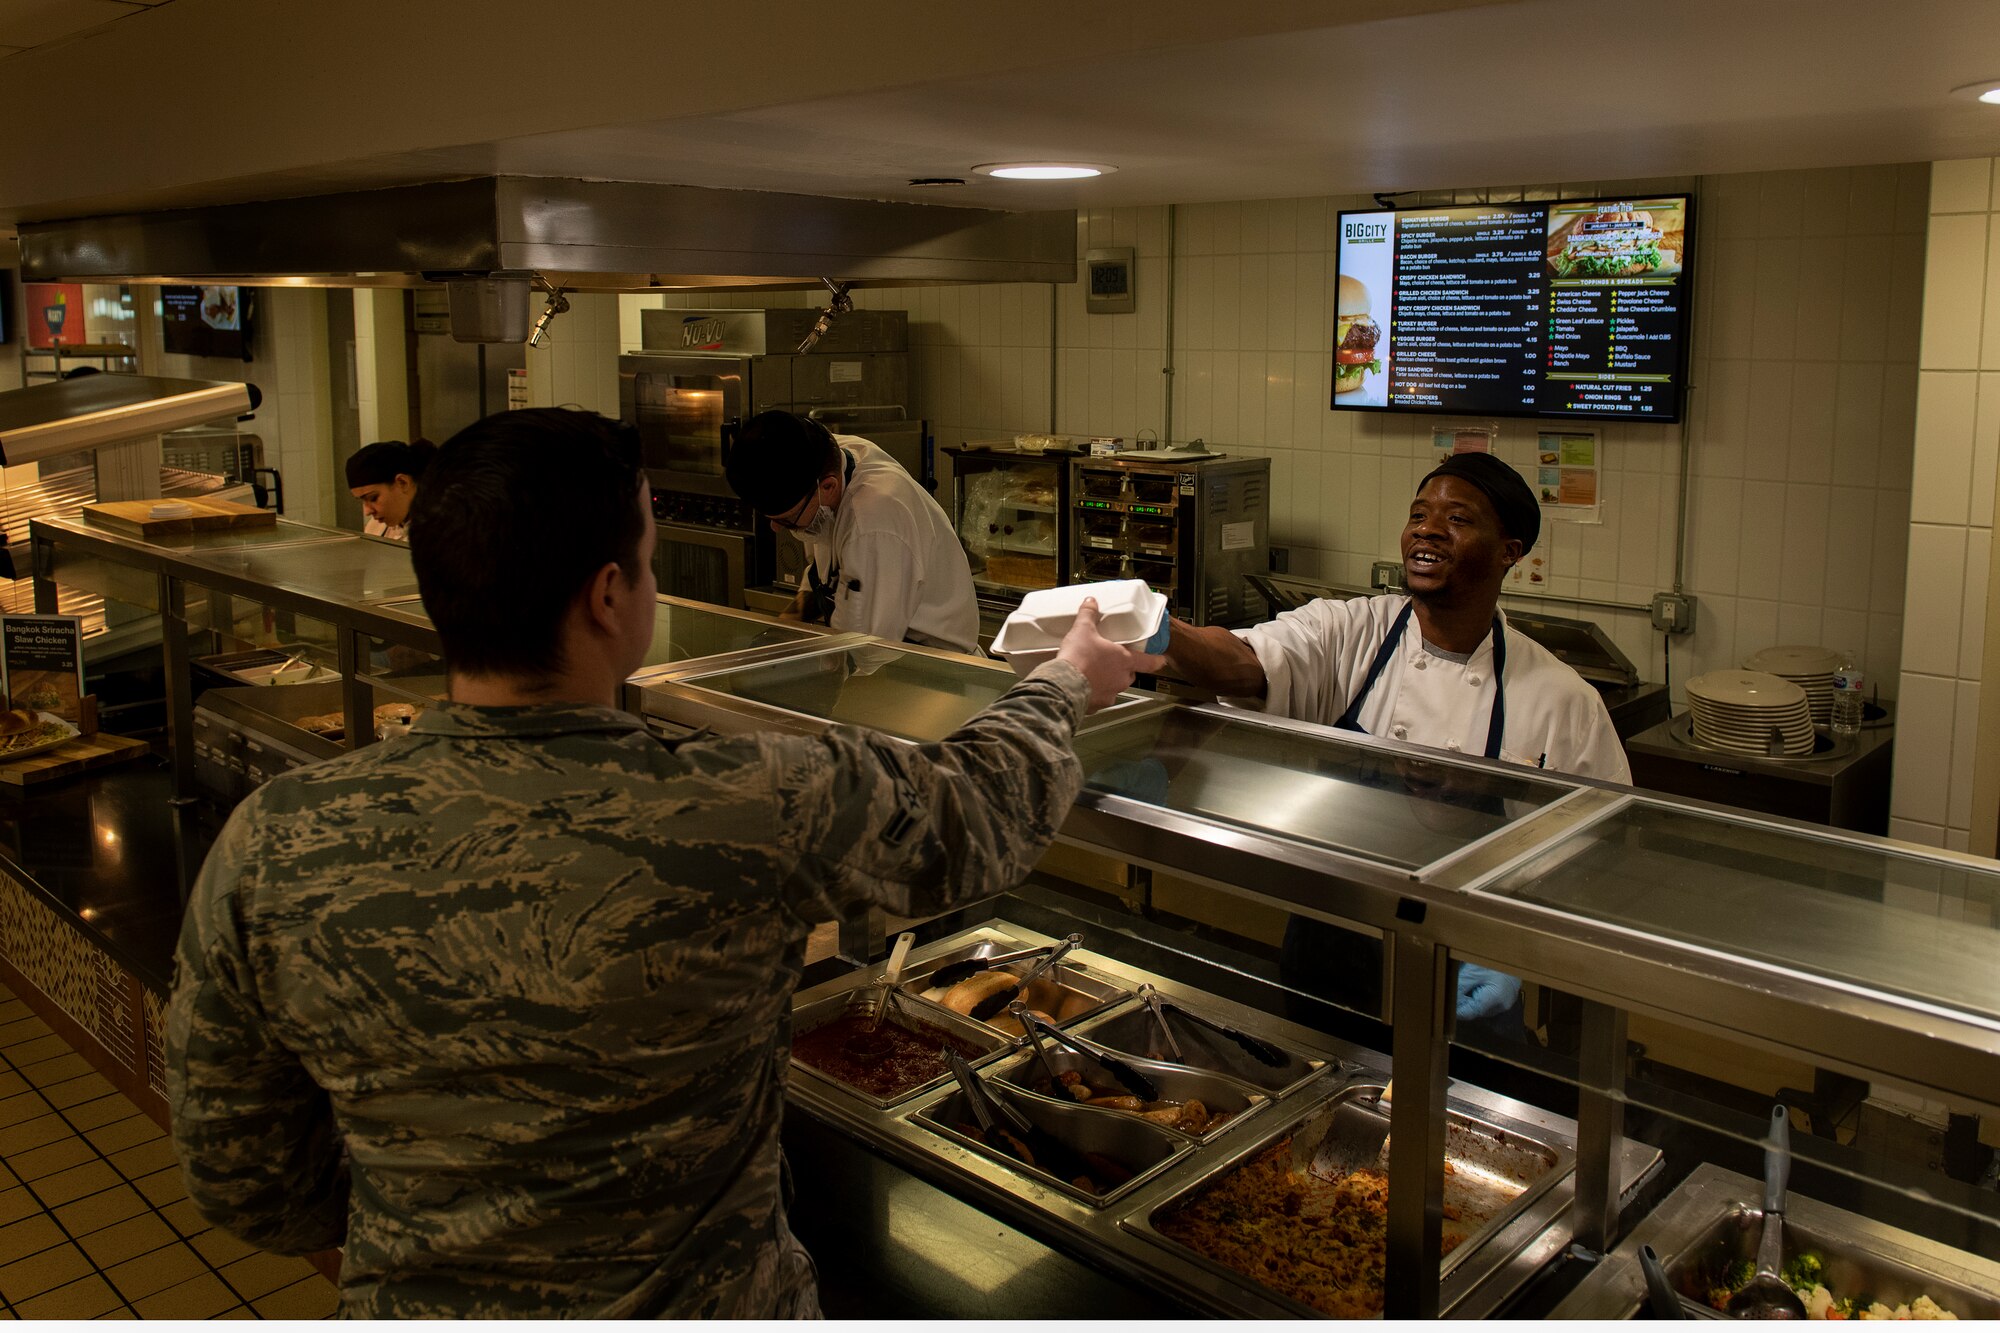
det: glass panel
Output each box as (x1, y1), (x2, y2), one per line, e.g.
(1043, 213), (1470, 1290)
(180, 537), (420, 604)
(957, 458), (1062, 595)
(1447, 981), (2000, 1319)
(685, 645), (1033, 742)
(39, 542), (160, 614)
(357, 634), (446, 705)
(639, 601), (816, 670)
(180, 589), (340, 677)
(1074, 709), (1573, 871)
(144, 525), (348, 553)
(1480, 802), (2000, 1022)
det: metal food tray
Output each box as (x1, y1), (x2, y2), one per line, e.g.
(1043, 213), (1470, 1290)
(1119, 1081), (1573, 1316)
(989, 1047), (1271, 1141)
(915, 1082), (1194, 1209)
(1079, 998), (1328, 1099)
(1551, 1162), (2000, 1320)
(789, 987), (1012, 1111)
(896, 940), (1130, 1037)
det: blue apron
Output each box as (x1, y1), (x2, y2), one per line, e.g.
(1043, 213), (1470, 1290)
(1333, 603), (1509, 760)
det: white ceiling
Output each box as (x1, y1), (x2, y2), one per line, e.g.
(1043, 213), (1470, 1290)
(6, 0), (2000, 224)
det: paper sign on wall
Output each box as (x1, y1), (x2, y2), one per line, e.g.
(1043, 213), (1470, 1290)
(1431, 424), (1495, 456)
(1535, 429), (1601, 523)
(1, 615), (84, 722)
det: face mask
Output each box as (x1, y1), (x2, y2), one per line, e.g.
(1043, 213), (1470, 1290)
(798, 502), (834, 540)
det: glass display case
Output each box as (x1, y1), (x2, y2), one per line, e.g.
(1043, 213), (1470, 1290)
(641, 645), (2000, 1318)
(944, 441), (1077, 600)
(27, 515), (838, 799)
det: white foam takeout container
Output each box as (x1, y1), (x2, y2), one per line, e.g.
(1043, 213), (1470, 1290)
(991, 579), (1167, 676)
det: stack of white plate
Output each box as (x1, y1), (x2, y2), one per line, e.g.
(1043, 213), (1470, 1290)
(1685, 670), (1815, 756)
(1742, 645), (1842, 728)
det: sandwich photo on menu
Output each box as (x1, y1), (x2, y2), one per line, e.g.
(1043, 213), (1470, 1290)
(1546, 201), (1686, 279)
(1334, 275), (1383, 398)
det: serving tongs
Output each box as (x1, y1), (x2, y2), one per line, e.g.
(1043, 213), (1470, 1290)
(1147, 992), (1288, 1068)
(1727, 1105), (1807, 1320)
(1014, 1008), (1159, 1102)
(928, 935), (1082, 990)
(1137, 985), (1186, 1063)
(944, 1046), (1111, 1186)
(965, 934), (1082, 1023)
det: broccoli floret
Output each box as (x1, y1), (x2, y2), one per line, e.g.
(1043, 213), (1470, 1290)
(1782, 1252), (1826, 1293)
(1707, 1258), (1758, 1309)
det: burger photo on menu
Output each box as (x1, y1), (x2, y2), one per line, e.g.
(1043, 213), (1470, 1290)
(1334, 275), (1383, 400)
(1546, 201), (1686, 279)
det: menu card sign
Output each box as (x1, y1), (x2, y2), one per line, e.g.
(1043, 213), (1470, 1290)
(1, 614), (84, 722)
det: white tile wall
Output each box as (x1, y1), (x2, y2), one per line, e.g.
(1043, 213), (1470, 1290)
(567, 170), (1939, 788)
(1893, 156), (2000, 853)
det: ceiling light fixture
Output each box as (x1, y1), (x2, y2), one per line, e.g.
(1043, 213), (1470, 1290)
(1949, 78), (2000, 104)
(972, 162), (1115, 180)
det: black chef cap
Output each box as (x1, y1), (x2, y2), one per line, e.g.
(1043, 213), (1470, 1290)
(724, 410), (840, 514)
(1418, 452), (1540, 554)
(346, 439), (436, 489)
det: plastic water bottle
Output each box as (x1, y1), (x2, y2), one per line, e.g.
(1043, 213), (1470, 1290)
(1831, 652), (1864, 735)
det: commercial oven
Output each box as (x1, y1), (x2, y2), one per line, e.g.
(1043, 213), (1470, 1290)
(619, 307), (926, 608)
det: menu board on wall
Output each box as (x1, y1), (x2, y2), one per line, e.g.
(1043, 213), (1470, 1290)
(1333, 196), (1694, 423)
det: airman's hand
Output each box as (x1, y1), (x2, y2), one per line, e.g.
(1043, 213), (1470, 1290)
(1055, 598), (1165, 713)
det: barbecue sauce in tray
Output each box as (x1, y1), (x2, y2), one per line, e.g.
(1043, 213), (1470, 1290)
(791, 1011), (987, 1100)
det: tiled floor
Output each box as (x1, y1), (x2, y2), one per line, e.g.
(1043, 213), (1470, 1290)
(0, 982), (339, 1319)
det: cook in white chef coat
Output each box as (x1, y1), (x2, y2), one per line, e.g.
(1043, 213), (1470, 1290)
(346, 439), (437, 543)
(1161, 451), (1629, 1024)
(725, 410), (980, 656)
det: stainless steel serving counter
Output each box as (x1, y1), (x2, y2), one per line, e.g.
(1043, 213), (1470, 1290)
(789, 920), (1661, 1319)
(28, 511), (2000, 1317)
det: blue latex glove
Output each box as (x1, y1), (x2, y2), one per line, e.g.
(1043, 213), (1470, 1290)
(1142, 612), (1171, 656)
(1455, 964), (1522, 1022)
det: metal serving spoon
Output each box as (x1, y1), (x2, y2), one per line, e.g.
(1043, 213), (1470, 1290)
(1727, 1105), (1807, 1320)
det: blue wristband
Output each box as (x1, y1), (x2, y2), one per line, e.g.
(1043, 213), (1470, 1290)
(1142, 614), (1171, 655)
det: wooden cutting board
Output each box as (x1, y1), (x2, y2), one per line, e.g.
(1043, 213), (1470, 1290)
(0, 731), (150, 787)
(83, 498), (277, 536)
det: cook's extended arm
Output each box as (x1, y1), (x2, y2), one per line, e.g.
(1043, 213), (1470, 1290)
(166, 813), (349, 1254)
(1162, 618), (1269, 699)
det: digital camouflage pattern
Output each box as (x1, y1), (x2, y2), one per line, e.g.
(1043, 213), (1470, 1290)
(167, 660), (1090, 1319)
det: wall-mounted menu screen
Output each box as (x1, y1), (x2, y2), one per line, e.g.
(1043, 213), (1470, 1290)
(1333, 196), (1693, 423)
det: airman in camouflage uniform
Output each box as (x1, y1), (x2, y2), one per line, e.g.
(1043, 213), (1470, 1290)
(167, 663), (1093, 1318)
(165, 405), (1153, 1320)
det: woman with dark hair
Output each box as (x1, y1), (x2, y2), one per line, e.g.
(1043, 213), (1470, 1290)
(345, 438), (436, 541)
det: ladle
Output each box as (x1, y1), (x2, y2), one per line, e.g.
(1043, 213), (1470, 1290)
(1726, 1105), (1807, 1320)
(842, 931), (915, 1061)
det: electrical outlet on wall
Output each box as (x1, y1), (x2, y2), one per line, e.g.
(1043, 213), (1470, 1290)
(1371, 561), (1405, 591)
(1650, 592), (1696, 635)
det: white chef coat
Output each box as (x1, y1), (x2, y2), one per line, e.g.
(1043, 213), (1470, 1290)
(364, 516), (407, 542)
(798, 435), (980, 656)
(1230, 593), (1631, 783)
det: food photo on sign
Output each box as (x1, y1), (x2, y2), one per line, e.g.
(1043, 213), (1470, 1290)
(1544, 200), (1687, 280)
(1334, 210), (1393, 406)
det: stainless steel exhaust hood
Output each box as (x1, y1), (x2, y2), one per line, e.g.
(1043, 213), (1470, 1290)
(0, 375), (251, 465)
(16, 176), (1077, 292)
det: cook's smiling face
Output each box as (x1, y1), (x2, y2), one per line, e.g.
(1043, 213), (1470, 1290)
(1401, 476), (1521, 597)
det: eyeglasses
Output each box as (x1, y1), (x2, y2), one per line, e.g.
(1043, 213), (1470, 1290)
(767, 477), (832, 531)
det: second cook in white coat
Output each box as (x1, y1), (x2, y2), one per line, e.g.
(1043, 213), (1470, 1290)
(725, 412), (979, 656)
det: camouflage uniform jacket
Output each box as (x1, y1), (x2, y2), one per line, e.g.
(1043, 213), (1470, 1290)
(167, 660), (1091, 1319)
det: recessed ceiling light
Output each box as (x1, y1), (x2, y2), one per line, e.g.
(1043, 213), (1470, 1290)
(971, 163), (1115, 180)
(1949, 78), (2000, 104)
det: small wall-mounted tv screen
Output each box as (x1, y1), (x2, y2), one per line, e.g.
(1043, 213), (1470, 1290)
(1333, 195), (1694, 423)
(161, 285), (251, 360)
